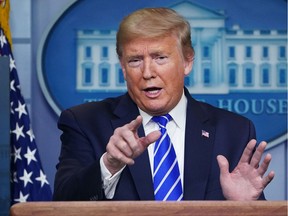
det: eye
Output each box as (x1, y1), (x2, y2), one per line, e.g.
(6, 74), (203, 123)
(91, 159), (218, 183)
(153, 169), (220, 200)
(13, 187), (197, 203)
(155, 55), (168, 65)
(128, 58), (142, 67)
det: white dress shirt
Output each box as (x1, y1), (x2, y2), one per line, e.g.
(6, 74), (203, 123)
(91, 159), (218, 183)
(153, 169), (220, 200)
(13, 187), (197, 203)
(100, 91), (187, 199)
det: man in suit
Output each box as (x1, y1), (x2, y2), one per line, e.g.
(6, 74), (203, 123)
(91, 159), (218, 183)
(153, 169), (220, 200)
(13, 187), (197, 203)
(53, 7), (274, 201)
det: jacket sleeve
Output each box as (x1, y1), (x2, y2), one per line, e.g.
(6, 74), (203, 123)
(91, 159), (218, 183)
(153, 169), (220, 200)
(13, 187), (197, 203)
(53, 109), (105, 201)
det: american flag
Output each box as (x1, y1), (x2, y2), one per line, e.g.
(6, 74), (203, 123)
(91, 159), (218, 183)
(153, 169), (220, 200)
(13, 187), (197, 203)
(201, 130), (209, 138)
(0, 28), (52, 204)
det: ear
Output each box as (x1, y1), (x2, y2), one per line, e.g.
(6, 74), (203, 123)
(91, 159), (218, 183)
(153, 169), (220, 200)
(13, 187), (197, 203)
(120, 60), (127, 80)
(184, 57), (194, 76)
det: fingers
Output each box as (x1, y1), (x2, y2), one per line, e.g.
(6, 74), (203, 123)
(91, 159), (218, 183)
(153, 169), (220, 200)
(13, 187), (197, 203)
(257, 151), (275, 187)
(257, 153), (272, 176)
(122, 115), (161, 151)
(105, 115), (160, 173)
(239, 139), (275, 188)
(250, 141), (267, 168)
(217, 155), (230, 176)
(257, 152), (274, 188)
(239, 139), (257, 164)
(127, 115), (143, 132)
(106, 137), (135, 165)
(139, 130), (161, 149)
(247, 141), (274, 180)
(262, 170), (275, 187)
(122, 115), (152, 154)
(107, 116), (142, 164)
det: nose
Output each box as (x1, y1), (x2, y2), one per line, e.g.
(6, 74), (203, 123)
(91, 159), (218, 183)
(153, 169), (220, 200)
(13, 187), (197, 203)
(142, 59), (156, 79)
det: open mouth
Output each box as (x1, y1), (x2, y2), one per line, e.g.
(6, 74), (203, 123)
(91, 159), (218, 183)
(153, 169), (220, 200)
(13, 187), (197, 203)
(144, 87), (161, 93)
(143, 87), (162, 97)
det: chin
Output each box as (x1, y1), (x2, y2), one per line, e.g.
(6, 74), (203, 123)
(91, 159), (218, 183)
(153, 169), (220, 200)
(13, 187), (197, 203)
(145, 107), (168, 116)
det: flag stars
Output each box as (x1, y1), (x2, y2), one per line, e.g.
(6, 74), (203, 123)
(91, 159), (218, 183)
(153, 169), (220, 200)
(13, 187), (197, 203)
(19, 169), (33, 187)
(14, 191), (29, 203)
(13, 146), (22, 163)
(26, 128), (35, 142)
(11, 101), (15, 114)
(10, 55), (16, 70)
(36, 170), (49, 187)
(10, 79), (16, 91)
(1, 27), (52, 203)
(24, 147), (37, 165)
(13, 171), (18, 183)
(0, 30), (7, 48)
(15, 101), (27, 119)
(11, 122), (25, 140)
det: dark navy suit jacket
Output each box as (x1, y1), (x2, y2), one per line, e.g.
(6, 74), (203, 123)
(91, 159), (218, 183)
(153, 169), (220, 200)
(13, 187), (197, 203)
(53, 88), (265, 201)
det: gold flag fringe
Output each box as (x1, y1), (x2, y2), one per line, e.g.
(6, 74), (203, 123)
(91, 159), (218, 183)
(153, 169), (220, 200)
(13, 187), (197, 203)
(0, 0), (12, 47)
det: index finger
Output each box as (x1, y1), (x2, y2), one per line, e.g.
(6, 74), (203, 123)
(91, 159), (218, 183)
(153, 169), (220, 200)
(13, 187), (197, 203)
(126, 115), (143, 132)
(239, 139), (257, 164)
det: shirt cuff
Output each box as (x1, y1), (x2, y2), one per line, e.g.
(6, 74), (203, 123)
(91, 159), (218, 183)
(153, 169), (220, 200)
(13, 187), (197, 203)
(100, 153), (125, 199)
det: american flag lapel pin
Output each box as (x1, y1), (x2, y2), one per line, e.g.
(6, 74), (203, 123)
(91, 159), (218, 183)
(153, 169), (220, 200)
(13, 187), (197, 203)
(202, 130), (209, 138)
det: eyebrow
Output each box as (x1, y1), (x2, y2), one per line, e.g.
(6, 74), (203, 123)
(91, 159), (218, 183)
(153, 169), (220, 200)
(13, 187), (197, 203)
(126, 50), (169, 59)
(125, 55), (143, 61)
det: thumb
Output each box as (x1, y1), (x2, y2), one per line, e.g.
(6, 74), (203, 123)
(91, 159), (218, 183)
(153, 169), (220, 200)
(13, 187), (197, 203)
(139, 130), (161, 149)
(133, 130), (161, 159)
(217, 155), (230, 176)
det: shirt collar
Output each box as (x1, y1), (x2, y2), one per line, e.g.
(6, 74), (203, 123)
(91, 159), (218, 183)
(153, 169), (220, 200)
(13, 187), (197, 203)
(139, 91), (187, 129)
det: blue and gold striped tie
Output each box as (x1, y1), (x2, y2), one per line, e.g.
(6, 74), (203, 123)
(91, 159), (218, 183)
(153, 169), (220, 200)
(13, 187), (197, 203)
(152, 114), (183, 201)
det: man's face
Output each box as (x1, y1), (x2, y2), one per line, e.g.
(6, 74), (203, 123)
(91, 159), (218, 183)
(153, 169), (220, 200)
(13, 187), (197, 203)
(120, 35), (193, 116)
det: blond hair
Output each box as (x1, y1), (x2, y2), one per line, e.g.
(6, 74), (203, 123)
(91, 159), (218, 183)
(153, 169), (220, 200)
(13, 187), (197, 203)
(116, 7), (194, 61)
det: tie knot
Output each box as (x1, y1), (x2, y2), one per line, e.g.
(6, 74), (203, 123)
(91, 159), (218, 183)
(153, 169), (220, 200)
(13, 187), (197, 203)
(152, 114), (172, 128)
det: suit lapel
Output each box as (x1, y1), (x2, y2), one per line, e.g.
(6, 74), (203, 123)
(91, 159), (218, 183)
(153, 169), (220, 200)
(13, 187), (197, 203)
(129, 143), (154, 200)
(111, 94), (154, 200)
(183, 89), (216, 200)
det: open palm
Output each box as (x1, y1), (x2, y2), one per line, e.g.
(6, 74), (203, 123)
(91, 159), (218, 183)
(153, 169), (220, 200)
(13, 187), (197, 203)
(217, 139), (275, 200)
